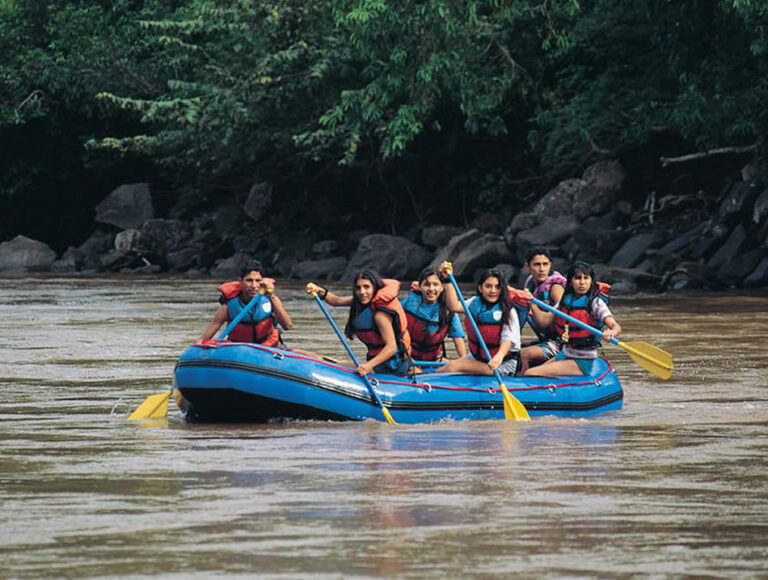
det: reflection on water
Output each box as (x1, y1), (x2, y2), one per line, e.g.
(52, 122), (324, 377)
(0, 276), (767, 577)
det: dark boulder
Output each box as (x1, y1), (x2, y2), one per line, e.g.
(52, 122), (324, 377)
(95, 183), (154, 230)
(291, 257), (348, 281)
(431, 229), (514, 280)
(0, 235), (57, 272)
(343, 234), (431, 281)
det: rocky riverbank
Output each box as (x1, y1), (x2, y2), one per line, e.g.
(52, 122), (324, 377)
(2, 159), (767, 292)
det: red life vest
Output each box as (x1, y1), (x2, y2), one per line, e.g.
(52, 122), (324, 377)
(402, 286), (450, 361)
(464, 298), (506, 363)
(218, 281), (280, 347)
(555, 282), (611, 349)
(352, 279), (412, 361)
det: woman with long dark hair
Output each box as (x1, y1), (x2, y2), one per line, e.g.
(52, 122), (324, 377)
(305, 270), (412, 376)
(436, 266), (521, 376)
(401, 266), (467, 362)
(525, 261), (621, 377)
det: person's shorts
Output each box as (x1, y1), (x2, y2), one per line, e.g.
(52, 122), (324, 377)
(553, 350), (594, 375)
(537, 340), (561, 360)
(373, 356), (411, 376)
(466, 353), (519, 377)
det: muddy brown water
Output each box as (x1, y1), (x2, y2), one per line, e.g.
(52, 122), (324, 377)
(1, 276), (767, 577)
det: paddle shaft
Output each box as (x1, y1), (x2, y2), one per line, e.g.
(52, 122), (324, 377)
(446, 272), (506, 386)
(217, 293), (264, 340)
(531, 296), (616, 345)
(312, 294), (394, 421)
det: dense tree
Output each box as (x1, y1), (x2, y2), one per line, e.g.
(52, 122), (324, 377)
(2, 0), (767, 248)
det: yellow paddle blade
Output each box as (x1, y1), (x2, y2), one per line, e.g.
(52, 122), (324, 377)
(128, 391), (170, 420)
(380, 405), (396, 424)
(618, 341), (673, 380)
(501, 384), (531, 421)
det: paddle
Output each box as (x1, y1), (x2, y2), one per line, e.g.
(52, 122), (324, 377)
(529, 296), (673, 380)
(311, 292), (396, 424)
(445, 267), (530, 421)
(128, 291), (264, 420)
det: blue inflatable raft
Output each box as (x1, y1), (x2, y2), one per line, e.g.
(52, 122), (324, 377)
(172, 341), (623, 423)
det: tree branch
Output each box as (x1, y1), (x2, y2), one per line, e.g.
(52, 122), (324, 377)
(660, 143), (760, 167)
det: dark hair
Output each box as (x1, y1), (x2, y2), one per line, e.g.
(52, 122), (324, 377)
(416, 266), (451, 327)
(239, 259), (265, 278)
(525, 245), (552, 264)
(565, 261), (599, 316)
(345, 269), (384, 339)
(475, 268), (512, 326)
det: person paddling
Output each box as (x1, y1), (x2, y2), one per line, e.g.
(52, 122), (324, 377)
(401, 266), (467, 363)
(305, 270), (412, 376)
(435, 263), (521, 377)
(518, 246), (567, 374)
(199, 259), (292, 345)
(525, 261), (621, 378)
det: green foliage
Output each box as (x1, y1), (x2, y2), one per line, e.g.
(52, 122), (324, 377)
(3, 0), (768, 247)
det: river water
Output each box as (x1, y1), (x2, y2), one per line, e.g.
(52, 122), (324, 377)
(1, 276), (767, 578)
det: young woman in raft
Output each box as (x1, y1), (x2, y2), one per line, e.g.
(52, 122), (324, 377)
(518, 246), (566, 374)
(199, 260), (293, 345)
(401, 266), (467, 364)
(305, 270), (412, 376)
(435, 262), (521, 377)
(525, 261), (621, 378)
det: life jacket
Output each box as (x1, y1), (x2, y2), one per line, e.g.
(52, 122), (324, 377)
(401, 288), (451, 361)
(218, 281), (280, 347)
(352, 279), (412, 367)
(523, 271), (567, 341)
(554, 282), (611, 349)
(464, 298), (511, 363)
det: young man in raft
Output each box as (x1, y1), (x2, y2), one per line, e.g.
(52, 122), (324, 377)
(199, 259), (293, 345)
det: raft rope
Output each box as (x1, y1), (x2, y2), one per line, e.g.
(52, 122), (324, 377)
(194, 339), (612, 394)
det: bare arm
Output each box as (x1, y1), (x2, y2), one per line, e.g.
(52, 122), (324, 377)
(602, 316), (621, 341)
(356, 311), (398, 375)
(438, 262), (463, 313)
(488, 340), (513, 371)
(305, 282), (353, 307)
(452, 337), (467, 358)
(269, 294), (293, 330)
(199, 304), (228, 341)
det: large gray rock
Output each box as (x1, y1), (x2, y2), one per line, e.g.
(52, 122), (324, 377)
(343, 234), (431, 280)
(138, 219), (193, 260)
(745, 257), (768, 287)
(708, 224), (747, 269)
(421, 224), (463, 249)
(114, 229), (141, 252)
(718, 180), (759, 225)
(609, 232), (656, 268)
(291, 257), (348, 280)
(243, 181), (272, 223)
(51, 246), (84, 273)
(515, 216), (579, 263)
(535, 160), (626, 221)
(430, 229), (514, 280)
(78, 230), (115, 271)
(716, 247), (767, 286)
(0, 235), (57, 272)
(95, 183), (154, 229)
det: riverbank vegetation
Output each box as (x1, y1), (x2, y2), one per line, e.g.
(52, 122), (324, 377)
(2, 0), (767, 254)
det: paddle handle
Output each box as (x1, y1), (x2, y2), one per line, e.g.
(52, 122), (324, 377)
(217, 293), (263, 340)
(446, 271), (505, 386)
